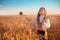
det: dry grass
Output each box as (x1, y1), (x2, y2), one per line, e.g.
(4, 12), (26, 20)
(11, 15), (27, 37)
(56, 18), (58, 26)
(0, 14), (60, 40)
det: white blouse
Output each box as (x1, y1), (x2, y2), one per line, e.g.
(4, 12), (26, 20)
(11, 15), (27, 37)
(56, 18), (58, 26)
(35, 16), (51, 30)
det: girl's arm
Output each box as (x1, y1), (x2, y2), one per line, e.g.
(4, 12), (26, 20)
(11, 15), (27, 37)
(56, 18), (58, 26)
(42, 18), (51, 29)
(35, 21), (38, 30)
(46, 18), (51, 28)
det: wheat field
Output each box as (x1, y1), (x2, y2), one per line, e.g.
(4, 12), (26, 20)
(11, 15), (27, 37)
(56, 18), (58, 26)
(0, 14), (60, 40)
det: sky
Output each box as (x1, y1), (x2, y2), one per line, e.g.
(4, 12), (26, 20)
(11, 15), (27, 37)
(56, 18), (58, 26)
(0, 0), (60, 15)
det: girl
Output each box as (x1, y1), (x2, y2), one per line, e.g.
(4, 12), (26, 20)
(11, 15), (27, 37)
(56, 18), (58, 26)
(35, 7), (51, 40)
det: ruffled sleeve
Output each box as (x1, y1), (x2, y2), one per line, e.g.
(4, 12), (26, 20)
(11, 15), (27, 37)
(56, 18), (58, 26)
(42, 18), (51, 29)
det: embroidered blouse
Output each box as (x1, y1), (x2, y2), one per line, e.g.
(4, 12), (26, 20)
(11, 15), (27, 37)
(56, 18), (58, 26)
(35, 15), (51, 30)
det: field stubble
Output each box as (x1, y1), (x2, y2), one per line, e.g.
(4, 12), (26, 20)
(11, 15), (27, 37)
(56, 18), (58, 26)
(0, 15), (60, 40)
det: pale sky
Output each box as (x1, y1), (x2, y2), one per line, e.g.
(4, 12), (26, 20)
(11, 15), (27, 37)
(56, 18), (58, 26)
(0, 0), (60, 15)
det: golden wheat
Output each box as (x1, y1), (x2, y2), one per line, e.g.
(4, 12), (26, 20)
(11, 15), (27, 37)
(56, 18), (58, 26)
(0, 15), (60, 40)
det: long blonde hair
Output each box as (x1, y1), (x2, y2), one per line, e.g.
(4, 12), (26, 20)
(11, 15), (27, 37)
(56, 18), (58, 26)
(37, 7), (47, 24)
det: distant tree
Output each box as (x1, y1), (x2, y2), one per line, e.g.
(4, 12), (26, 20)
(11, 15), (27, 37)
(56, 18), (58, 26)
(19, 11), (23, 15)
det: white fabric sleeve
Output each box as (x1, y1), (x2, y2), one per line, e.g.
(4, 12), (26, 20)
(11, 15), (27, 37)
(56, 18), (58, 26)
(42, 18), (51, 29)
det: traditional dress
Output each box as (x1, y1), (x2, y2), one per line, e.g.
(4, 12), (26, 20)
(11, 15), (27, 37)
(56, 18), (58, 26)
(35, 15), (51, 40)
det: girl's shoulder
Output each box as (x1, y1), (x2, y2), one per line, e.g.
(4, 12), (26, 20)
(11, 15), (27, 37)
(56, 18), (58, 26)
(46, 16), (49, 19)
(46, 16), (50, 21)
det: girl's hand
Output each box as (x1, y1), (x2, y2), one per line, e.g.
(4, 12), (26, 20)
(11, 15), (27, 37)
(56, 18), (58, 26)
(38, 23), (42, 29)
(42, 23), (48, 30)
